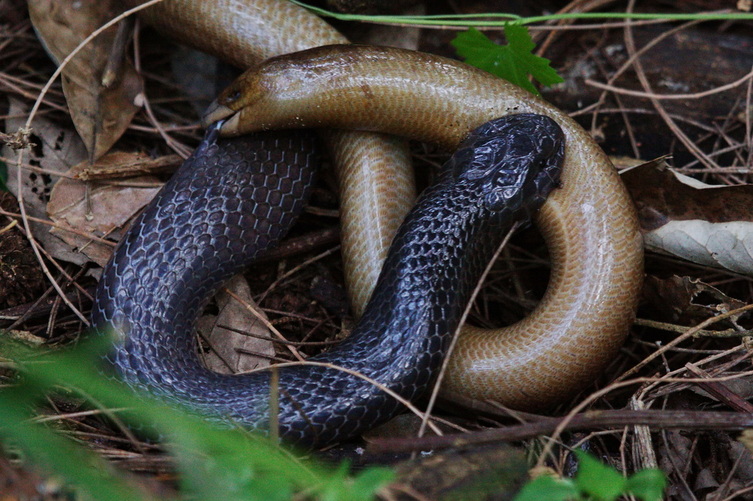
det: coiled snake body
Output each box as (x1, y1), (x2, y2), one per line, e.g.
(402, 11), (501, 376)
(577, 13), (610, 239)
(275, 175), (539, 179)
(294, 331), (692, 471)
(92, 115), (564, 446)
(122, 0), (643, 416)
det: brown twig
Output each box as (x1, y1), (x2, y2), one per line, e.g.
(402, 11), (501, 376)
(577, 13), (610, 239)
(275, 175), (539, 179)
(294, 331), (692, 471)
(369, 410), (753, 454)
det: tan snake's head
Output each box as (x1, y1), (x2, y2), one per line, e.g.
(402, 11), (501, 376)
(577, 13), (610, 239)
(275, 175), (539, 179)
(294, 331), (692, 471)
(202, 47), (355, 136)
(201, 70), (268, 135)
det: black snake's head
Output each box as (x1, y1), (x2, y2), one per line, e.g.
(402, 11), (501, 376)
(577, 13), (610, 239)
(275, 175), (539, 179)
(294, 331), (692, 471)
(454, 113), (565, 217)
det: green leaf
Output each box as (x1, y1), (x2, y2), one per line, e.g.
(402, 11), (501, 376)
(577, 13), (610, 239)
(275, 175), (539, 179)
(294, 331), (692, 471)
(347, 467), (394, 501)
(0, 336), (392, 501)
(625, 468), (667, 501)
(0, 388), (144, 500)
(451, 25), (564, 95)
(513, 475), (579, 501)
(573, 450), (626, 501)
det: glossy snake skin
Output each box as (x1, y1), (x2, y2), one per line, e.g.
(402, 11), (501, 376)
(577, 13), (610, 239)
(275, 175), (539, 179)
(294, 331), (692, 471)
(207, 44), (644, 409)
(92, 115), (564, 446)
(121, 0), (642, 413)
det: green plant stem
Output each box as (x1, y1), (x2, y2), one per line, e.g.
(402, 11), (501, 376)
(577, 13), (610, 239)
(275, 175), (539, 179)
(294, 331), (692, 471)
(287, 2), (753, 28)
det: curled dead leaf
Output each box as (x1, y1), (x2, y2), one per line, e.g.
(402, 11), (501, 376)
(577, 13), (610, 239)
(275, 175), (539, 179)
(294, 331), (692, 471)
(623, 158), (753, 276)
(28, 0), (143, 160)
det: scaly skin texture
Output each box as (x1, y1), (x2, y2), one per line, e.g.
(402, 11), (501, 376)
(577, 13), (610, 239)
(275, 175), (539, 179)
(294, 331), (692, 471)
(123, 0), (415, 316)
(205, 45), (645, 410)
(94, 116), (565, 446)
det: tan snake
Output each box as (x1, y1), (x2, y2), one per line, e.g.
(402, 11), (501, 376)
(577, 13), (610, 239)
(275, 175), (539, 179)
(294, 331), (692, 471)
(126, 1), (644, 411)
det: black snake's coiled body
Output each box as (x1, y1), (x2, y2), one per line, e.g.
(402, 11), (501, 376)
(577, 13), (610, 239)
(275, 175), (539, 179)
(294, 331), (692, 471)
(92, 114), (565, 447)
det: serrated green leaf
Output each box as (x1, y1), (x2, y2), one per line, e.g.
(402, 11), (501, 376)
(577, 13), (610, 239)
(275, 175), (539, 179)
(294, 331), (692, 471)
(573, 450), (626, 501)
(625, 468), (667, 501)
(513, 475), (579, 501)
(451, 25), (563, 95)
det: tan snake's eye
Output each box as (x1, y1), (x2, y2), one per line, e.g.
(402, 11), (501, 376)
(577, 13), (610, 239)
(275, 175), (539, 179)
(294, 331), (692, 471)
(223, 88), (242, 104)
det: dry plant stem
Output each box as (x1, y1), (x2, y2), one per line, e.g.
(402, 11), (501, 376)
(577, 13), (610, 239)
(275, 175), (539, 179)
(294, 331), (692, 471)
(0, 156), (82, 179)
(234, 349), (292, 364)
(13, 0), (166, 326)
(257, 245), (342, 304)
(131, 20), (192, 159)
(586, 66), (753, 101)
(269, 366), (279, 443)
(746, 75), (752, 167)
(718, 448), (749, 499)
(624, 0), (719, 170)
(639, 344), (751, 400)
(369, 408), (753, 454)
(634, 317), (752, 338)
(65, 387), (148, 455)
(588, 18), (705, 140)
(0, 208), (116, 247)
(536, 0), (617, 54)
(15, 167), (89, 324)
(252, 227), (340, 264)
(0, 73), (68, 113)
(720, 484), (753, 501)
(0, 213), (95, 303)
(217, 324), (342, 347)
(585, 38), (641, 158)
(684, 362), (753, 413)
(659, 426), (694, 498)
(629, 396), (659, 470)
(536, 365), (753, 469)
(618, 303), (753, 383)
(417, 222), (520, 440)
(196, 330), (238, 372)
(0, 219), (18, 234)
(32, 408), (130, 423)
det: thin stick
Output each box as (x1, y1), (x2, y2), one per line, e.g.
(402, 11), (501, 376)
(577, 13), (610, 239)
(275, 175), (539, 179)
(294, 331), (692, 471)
(417, 222), (522, 440)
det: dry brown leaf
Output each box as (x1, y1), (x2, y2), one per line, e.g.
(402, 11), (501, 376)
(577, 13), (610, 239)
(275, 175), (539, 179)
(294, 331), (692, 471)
(47, 151), (163, 266)
(623, 158), (753, 275)
(198, 275), (274, 374)
(28, 0), (143, 160)
(643, 275), (747, 326)
(3, 98), (90, 265)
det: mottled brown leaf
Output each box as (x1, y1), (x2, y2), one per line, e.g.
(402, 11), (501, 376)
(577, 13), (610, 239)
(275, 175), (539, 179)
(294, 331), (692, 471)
(3, 98), (89, 265)
(47, 151), (162, 266)
(28, 0), (143, 160)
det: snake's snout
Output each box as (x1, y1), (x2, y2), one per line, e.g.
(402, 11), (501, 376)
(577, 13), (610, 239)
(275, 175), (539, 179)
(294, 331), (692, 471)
(201, 100), (240, 134)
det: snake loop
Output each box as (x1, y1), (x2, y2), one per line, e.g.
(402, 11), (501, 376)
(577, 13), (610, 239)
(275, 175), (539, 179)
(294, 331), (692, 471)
(93, 115), (565, 446)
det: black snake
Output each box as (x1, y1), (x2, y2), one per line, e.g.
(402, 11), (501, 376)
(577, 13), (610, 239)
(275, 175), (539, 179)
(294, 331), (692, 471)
(91, 114), (564, 447)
